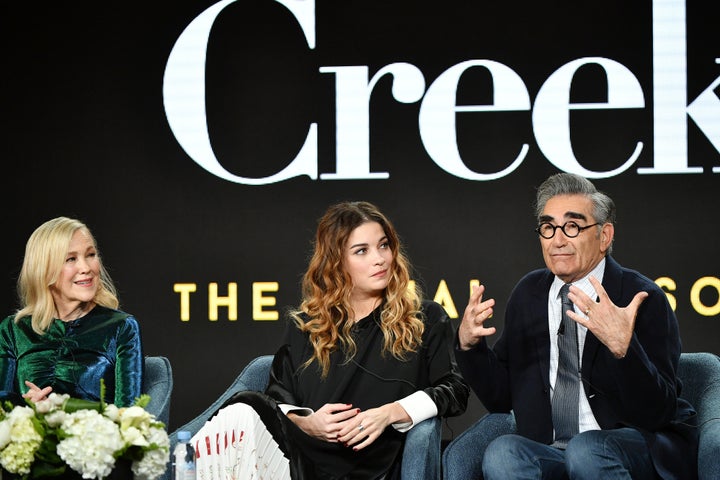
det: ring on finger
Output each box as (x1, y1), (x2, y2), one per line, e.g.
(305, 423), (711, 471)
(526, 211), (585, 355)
(358, 424), (364, 431)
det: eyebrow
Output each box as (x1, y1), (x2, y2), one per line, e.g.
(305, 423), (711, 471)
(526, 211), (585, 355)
(539, 211), (588, 223)
(348, 236), (388, 249)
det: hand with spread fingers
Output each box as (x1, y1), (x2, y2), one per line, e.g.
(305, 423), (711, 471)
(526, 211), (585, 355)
(458, 284), (496, 351)
(288, 403), (360, 442)
(22, 381), (53, 403)
(567, 276), (648, 359)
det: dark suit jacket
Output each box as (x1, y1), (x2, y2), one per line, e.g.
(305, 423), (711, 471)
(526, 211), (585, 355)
(456, 256), (698, 479)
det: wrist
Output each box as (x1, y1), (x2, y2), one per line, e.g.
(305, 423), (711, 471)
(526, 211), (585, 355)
(390, 402), (411, 424)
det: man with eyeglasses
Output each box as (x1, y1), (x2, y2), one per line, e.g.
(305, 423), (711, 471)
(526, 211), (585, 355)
(446, 173), (697, 480)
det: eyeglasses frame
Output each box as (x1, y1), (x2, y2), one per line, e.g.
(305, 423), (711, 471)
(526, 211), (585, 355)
(535, 221), (600, 239)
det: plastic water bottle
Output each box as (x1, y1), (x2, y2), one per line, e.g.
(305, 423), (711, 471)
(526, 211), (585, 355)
(172, 430), (196, 480)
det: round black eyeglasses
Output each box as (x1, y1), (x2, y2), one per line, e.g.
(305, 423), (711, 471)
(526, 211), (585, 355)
(535, 221), (599, 239)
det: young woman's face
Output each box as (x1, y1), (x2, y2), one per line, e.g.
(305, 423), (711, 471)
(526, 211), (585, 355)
(50, 229), (101, 315)
(344, 221), (393, 301)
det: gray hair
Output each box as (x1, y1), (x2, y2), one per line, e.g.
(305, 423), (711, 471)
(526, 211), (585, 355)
(534, 173), (616, 251)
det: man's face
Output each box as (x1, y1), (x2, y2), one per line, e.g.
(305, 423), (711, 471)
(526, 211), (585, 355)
(538, 194), (613, 283)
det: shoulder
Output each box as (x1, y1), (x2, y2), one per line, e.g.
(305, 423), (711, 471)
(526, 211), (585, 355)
(0, 315), (18, 336)
(604, 256), (665, 300)
(508, 267), (553, 300)
(92, 305), (135, 320)
(515, 267), (552, 289)
(0, 314), (29, 333)
(420, 299), (450, 328)
(89, 306), (141, 332)
(281, 313), (307, 342)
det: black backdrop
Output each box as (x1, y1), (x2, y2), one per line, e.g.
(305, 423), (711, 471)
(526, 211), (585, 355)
(2, 0), (718, 439)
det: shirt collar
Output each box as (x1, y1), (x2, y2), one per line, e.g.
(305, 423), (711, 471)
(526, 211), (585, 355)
(550, 257), (607, 302)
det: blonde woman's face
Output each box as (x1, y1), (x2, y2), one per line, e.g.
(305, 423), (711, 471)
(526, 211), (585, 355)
(50, 230), (101, 315)
(344, 221), (393, 301)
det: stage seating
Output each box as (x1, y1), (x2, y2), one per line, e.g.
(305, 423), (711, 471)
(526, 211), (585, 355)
(442, 352), (720, 480)
(167, 354), (443, 479)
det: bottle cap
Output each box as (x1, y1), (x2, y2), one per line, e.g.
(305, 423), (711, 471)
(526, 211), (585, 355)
(177, 430), (191, 442)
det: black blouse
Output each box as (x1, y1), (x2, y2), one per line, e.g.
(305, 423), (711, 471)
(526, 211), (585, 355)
(260, 299), (469, 479)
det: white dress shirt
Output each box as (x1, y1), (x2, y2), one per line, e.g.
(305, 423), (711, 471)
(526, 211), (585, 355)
(548, 258), (604, 434)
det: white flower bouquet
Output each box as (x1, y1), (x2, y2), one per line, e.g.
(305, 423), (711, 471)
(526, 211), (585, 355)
(0, 386), (169, 480)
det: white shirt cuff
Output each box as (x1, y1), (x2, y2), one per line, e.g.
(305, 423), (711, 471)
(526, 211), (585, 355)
(278, 403), (313, 416)
(392, 391), (437, 432)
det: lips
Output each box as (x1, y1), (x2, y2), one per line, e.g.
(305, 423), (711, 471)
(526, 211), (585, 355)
(75, 278), (94, 286)
(372, 269), (388, 278)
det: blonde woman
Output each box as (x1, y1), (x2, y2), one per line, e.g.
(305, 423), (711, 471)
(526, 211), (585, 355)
(196, 201), (468, 479)
(0, 217), (143, 407)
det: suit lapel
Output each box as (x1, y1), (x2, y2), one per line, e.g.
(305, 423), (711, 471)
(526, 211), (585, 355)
(532, 271), (554, 390)
(581, 257), (621, 370)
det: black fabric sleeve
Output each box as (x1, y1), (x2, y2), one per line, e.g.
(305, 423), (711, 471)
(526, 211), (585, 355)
(421, 301), (470, 418)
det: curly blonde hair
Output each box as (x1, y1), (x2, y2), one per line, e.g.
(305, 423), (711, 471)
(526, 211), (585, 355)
(15, 217), (119, 334)
(291, 201), (424, 377)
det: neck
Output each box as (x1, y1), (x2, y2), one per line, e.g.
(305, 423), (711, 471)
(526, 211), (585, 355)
(57, 302), (93, 322)
(350, 296), (382, 322)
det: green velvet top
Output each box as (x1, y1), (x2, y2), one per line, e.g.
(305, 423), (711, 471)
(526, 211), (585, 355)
(0, 305), (143, 407)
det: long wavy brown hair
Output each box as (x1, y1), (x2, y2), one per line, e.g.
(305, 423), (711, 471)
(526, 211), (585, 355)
(291, 201), (424, 377)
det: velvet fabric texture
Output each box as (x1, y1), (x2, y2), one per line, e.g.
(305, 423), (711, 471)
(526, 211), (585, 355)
(0, 306), (143, 407)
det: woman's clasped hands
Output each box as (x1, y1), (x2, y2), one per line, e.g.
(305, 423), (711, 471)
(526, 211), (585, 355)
(290, 401), (406, 451)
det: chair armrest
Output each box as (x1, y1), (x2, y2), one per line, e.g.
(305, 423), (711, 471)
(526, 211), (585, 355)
(686, 353), (720, 480)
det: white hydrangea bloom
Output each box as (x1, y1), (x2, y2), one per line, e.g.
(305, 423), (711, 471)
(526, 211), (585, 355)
(131, 425), (170, 480)
(57, 409), (124, 479)
(44, 410), (68, 428)
(0, 406), (42, 475)
(103, 404), (120, 422)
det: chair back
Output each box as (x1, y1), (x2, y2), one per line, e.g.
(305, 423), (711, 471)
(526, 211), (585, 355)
(143, 356), (173, 426)
(235, 355), (273, 392)
(678, 352), (720, 480)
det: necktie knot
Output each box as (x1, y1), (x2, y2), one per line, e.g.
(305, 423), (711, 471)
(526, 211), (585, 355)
(560, 283), (571, 304)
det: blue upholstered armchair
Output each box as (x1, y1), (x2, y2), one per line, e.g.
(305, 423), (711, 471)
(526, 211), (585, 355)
(167, 355), (442, 480)
(143, 355), (173, 427)
(442, 352), (720, 480)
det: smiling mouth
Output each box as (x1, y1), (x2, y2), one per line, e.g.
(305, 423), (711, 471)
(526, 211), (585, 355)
(372, 269), (388, 277)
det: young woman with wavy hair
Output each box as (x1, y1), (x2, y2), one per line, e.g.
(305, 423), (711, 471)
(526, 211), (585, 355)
(291, 201), (424, 378)
(195, 201), (468, 480)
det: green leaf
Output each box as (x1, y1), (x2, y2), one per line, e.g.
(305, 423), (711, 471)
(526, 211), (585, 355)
(132, 394), (151, 409)
(30, 459), (67, 478)
(62, 398), (102, 413)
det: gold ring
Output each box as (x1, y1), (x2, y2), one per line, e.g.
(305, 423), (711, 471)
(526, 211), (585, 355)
(585, 308), (590, 315)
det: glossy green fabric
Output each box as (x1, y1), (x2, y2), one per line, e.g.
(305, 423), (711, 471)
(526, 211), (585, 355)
(0, 305), (143, 407)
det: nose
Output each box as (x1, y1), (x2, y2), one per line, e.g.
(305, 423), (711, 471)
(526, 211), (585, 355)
(552, 229), (570, 245)
(373, 250), (386, 265)
(76, 256), (90, 273)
